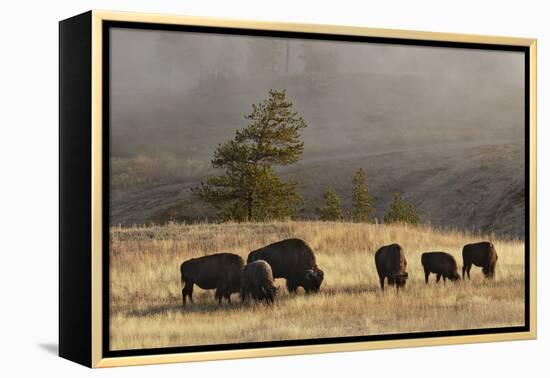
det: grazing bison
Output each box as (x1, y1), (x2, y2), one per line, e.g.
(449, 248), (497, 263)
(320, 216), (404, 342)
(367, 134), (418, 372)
(421, 252), (460, 284)
(179, 253), (244, 306)
(240, 260), (277, 303)
(462, 241), (498, 279)
(247, 238), (324, 294)
(374, 243), (408, 291)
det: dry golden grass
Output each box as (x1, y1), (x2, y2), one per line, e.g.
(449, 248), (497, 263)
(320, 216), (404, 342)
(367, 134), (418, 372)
(109, 221), (525, 350)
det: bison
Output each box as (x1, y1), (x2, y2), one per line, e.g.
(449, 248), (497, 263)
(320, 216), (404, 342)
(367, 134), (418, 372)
(179, 253), (244, 306)
(374, 243), (408, 291)
(421, 252), (460, 284)
(462, 241), (498, 279)
(240, 260), (277, 303)
(247, 238), (324, 294)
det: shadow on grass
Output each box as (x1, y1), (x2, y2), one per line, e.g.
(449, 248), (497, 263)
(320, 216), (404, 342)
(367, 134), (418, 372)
(123, 285), (384, 318)
(125, 300), (253, 317)
(119, 277), (523, 318)
(322, 285), (380, 296)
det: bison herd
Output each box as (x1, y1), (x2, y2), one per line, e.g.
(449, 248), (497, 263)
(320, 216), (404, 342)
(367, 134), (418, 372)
(179, 238), (498, 307)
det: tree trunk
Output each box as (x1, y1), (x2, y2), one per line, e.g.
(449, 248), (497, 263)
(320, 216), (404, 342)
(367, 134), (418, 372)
(247, 192), (253, 221)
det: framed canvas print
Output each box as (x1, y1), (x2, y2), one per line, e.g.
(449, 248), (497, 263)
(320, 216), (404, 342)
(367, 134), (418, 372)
(59, 10), (537, 368)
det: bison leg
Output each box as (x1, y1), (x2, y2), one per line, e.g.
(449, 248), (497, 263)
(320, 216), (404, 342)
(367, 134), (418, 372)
(251, 288), (261, 301)
(240, 288), (249, 303)
(424, 271), (430, 284)
(379, 276), (385, 291)
(463, 264), (472, 280)
(286, 280), (298, 294)
(187, 284), (194, 303)
(181, 287), (187, 307)
(182, 282), (194, 306)
(215, 289), (223, 305)
(267, 291), (274, 304)
(436, 274), (442, 283)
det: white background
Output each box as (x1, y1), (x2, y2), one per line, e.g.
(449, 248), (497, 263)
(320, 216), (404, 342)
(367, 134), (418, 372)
(0, 0), (547, 376)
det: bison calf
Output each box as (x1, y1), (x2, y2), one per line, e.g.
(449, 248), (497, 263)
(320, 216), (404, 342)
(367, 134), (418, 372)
(375, 243), (408, 291)
(241, 260), (277, 303)
(421, 252), (460, 284)
(462, 241), (498, 279)
(179, 253), (244, 307)
(247, 238), (324, 294)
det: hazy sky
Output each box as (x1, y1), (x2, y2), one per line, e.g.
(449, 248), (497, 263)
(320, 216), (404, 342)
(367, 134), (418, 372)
(109, 27), (525, 164)
(110, 28), (524, 93)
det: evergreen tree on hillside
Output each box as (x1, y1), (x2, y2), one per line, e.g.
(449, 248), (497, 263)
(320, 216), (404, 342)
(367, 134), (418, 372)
(316, 186), (343, 221)
(383, 192), (420, 225)
(192, 89), (306, 222)
(350, 168), (374, 222)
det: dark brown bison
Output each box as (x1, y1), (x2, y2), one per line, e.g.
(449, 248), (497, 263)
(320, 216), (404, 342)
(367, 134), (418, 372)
(462, 241), (498, 279)
(421, 252), (460, 284)
(247, 238), (324, 294)
(240, 260), (277, 303)
(374, 243), (408, 291)
(179, 253), (244, 306)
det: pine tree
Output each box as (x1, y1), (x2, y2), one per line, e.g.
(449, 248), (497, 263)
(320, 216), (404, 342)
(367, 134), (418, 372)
(316, 186), (343, 221)
(383, 192), (420, 225)
(192, 89), (306, 222)
(351, 168), (374, 222)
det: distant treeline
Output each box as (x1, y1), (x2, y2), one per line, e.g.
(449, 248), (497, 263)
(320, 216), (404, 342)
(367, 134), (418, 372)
(192, 89), (419, 225)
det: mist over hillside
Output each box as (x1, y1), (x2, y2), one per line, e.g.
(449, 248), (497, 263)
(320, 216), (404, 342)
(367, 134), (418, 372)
(108, 28), (526, 239)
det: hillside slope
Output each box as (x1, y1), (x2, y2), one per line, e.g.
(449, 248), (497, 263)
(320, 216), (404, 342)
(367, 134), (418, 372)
(110, 142), (525, 239)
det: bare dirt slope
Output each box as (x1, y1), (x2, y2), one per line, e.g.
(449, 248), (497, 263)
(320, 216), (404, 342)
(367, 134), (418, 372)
(110, 142), (525, 239)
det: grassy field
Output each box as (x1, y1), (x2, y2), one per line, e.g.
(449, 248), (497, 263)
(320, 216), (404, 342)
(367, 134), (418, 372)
(109, 221), (525, 351)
